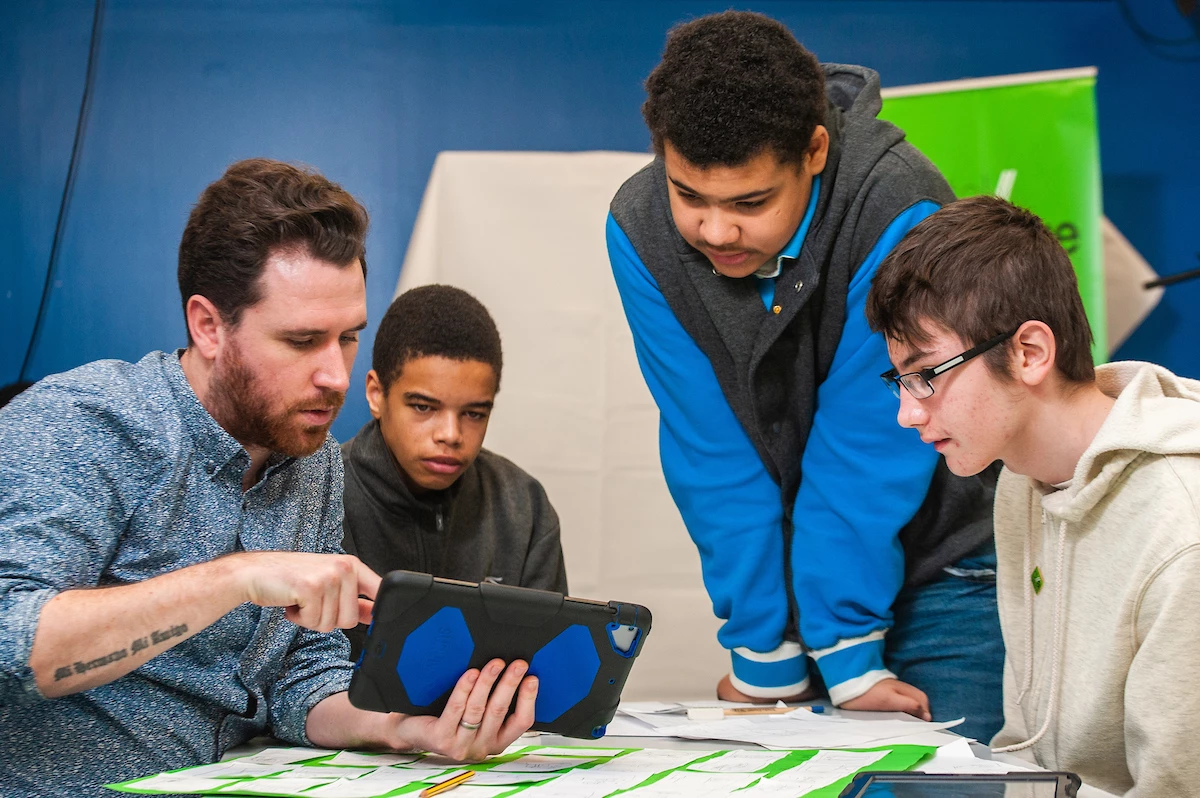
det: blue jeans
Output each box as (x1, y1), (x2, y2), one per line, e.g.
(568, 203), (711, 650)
(884, 539), (1004, 743)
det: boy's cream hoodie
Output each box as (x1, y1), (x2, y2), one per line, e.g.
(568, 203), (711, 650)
(991, 362), (1200, 796)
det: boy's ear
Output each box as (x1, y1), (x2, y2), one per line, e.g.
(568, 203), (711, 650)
(805, 125), (830, 175)
(1012, 321), (1057, 388)
(364, 369), (386, 420)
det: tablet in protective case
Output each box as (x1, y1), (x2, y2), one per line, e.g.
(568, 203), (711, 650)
(348, 570), (652, 739)
(838, 771), (1081, 797)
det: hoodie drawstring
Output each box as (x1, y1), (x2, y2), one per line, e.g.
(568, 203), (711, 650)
(992, 514), (1069, 754)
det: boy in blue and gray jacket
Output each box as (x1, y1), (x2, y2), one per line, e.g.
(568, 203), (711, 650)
(607, 10), (1002, 739)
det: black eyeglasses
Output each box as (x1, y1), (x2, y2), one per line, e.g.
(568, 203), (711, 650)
(880, 328), (1019, 400)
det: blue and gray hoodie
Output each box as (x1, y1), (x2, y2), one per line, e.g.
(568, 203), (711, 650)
(606, 64), (995, 704)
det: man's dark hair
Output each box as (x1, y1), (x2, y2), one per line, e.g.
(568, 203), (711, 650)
(642, 11), (826, 167)
(866, 195), (1095, 383)
(372, 284), (503, 393)
(178, 158), (369, 342)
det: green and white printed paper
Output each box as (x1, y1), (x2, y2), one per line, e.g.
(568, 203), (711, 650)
(107, 743), (933, 798)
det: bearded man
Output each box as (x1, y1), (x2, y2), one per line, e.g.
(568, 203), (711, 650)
(0, 159), (537, 798)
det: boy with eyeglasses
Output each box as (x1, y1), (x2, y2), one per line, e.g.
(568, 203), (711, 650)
(867, 194), (1200, 796)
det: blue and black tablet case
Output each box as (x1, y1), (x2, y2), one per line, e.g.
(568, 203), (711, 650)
(348, 571), (652, 739)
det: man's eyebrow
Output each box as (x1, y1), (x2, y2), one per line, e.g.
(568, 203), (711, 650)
(465, 401), (495, 410)
(668, 176), (774, 203)
(280, 320), (368, 337)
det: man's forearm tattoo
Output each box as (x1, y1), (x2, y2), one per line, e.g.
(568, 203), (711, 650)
(53, 623), (189, 681)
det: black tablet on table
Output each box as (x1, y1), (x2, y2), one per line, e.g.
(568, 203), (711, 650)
(839, 771), (1081, 797)
(348, 570), (652, 739)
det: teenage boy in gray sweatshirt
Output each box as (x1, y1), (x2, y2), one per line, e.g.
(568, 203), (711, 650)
(867, 195), (1200, 797)
(341, 285), (568, 659)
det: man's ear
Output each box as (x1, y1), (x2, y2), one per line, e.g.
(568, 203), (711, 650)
(805, 125), (830, 175)
(364, 369), (386, 420)
(185, 295), (226, 361)
(1012, 320), (1057, 388)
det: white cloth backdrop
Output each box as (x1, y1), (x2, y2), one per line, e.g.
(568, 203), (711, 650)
(395, 151), (726, 700)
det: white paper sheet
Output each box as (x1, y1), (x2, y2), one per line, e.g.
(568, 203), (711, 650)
(354, 766), (447, 784)
(288, 766), (374, 780)
(746, 750), (886, 795)
(216, 777), (336, 794)
(304, 779), (395, 798)
(620, 771), (762, 796)
(518, 769), (650, 798)
(451, 787), (521, 797)
(533, 747), (625, 758)
(591, 749), (708, 773)
(172, 761), (294, 778)
(489, 755), (597, 772)
(125, 775), (241, 793)
(392, 755), (470, 771)
(685, 750), (791, 773)
(600, 714), (676, 737)
(463, 771), (559, 785)
(243, 747), (340, 766)
(618, 712), (694, 730)
(675, 714), (965, 750)
(324, 752), (421, 767)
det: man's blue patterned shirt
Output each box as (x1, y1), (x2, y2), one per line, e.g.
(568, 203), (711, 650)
(0, 351), (353, 797)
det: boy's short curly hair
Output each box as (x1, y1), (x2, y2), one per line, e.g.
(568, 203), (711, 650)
(372, 284), (503, 393)
(642, 11), (826, 167)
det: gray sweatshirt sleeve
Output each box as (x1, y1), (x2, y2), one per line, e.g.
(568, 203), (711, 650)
(1123, 545), (1200, 797)
(520, 483), (568, 595)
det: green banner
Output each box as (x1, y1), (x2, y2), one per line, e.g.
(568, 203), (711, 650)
(880, 69), (1106, 361)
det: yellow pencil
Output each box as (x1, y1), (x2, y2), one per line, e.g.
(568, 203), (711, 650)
(419, 770), (476, 797)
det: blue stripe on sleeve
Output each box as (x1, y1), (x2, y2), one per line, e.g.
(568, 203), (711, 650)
(607, 214), (795, 665)
(788, 200), (942, 696)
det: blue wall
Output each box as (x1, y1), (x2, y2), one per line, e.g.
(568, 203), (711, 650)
(4, 0), (1198, 440)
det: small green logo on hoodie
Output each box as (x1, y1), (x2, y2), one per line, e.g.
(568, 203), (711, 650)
(1031, 567), (1044, 595)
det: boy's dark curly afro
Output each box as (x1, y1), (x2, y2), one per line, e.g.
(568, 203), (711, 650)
(642, 11), (825, 167)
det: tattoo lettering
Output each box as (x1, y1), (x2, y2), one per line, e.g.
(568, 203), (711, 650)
(129, 624), (188, 657)
(151, 623), (188, 645)
(50, 623), (191, 683)
(72, 647), (128, 675)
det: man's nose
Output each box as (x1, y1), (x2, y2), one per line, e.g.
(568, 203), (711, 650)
(313, 341), (351, 394)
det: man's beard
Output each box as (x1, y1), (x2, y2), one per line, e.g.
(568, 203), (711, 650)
(208, 342), (345, 458)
